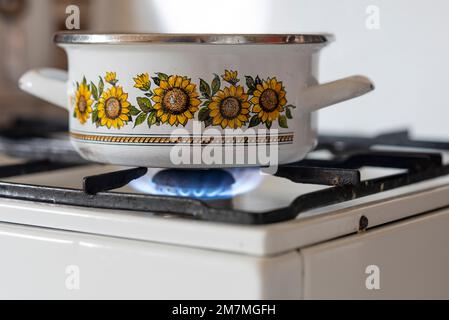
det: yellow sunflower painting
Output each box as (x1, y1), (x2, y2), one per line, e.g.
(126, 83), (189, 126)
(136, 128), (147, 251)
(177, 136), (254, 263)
(133, 73), (151, 91)
(250, 77), (287, 123)
(151, 75), (201, 126)
(97, 86), (131, 129)
(221, 70), (239, 85)
(104, 72), (117, 85)
(208, 85), (250, 129)
(74, 83), (93, 124)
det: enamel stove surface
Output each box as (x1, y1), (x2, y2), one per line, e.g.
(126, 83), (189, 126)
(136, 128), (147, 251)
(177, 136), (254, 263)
(1, 134), (449, 299)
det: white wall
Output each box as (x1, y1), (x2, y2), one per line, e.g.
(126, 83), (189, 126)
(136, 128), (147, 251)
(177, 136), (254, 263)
(92, 0), (449, 139)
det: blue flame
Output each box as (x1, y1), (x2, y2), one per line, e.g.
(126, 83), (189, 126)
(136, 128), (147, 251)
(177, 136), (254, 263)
(129, 168), (263, 199)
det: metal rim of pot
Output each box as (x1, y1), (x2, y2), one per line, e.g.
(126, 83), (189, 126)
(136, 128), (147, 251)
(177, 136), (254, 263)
(53, 32), (329, 45)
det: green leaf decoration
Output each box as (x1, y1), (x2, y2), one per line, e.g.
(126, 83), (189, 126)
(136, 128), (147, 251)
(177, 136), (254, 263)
(278, 115), (288, 128)
(245, 76), (256, 91)
(130, 105), (141, 116)
(147, 111), (157, 128)
(249, 115), (261, 128)
(198, 107), (210, 122)
(152, 76), (160, 86)
(136, 97), (153, 113)
(76, 81), (80, 89)
(211, 74), (221, 96)
(144, 92), (153, 98)
(285, 104), (296, 109)
(90, 81), (98, 100)
(134, 112), (147, 127)
(157, 72), (169, 81)
(286, 108), (293, 119)
(91, 106), (98, 124)
(98, 77), (104, 96)
(204, 117), (213, 128)
(255, 75), (262, 86)
(199, 78), (211, 99)
(266, 120), (272, 129)
(82, 76), (87, 85)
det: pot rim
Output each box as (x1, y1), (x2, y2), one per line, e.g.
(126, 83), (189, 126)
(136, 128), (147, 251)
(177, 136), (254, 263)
(54, 32), (329, 45)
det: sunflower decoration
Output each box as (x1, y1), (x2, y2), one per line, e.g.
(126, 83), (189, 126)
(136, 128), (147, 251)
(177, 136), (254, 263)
(221, 70), (239, 86)
(96, 85), (132, 129)
(198, 72), (250, 129)
(133, 73), (151, 92)
(149, 74), (201, 126)
(247, 76), (293, 129)
(73, 82), (93, 124)
(104, 72), (118, 86)
(207, 85), (250, 129)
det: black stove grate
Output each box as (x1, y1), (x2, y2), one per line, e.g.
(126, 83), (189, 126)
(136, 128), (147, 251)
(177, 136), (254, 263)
(1, 119), (449, 225)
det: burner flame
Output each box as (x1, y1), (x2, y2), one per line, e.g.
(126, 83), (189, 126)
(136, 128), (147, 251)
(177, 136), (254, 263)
(129, 168), (263, 199)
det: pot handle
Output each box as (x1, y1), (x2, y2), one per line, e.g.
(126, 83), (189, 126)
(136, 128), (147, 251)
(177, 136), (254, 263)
(299, 75), (374, 113)
(19, 68), (69, 110)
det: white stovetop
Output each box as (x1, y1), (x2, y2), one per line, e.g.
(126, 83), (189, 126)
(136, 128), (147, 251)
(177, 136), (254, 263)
(1, 152), (449, 256)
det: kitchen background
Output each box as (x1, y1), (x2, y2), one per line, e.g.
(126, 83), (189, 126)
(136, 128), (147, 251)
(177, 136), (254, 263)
(1, 0), (447, 138)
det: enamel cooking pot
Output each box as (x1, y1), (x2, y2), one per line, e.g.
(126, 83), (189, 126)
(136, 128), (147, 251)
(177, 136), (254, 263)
(19, 33), (374, 168)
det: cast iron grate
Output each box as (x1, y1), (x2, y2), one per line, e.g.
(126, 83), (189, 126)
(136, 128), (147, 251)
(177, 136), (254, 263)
(0, 119), (449, 225)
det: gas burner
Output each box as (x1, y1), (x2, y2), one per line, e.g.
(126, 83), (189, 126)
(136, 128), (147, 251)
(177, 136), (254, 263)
(129, 168), (264, 199)
(1, 122), (449, 225)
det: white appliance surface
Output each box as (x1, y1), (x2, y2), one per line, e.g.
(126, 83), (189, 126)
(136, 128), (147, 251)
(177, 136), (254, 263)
(1, 151), (449, 299)
(301, 208), (449, 299)
(0, 222), (302, 299)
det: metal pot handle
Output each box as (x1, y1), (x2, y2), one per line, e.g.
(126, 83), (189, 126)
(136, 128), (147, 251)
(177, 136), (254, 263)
(19, 68), (68, 110)
(299, 75), (374, 113)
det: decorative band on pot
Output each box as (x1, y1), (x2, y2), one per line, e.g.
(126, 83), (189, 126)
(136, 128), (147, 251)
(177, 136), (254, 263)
(72, 70), (296, 130)
(69, 131), (295, 146)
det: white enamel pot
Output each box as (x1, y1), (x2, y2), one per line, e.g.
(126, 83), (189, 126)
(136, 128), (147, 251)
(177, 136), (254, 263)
(19, 33), (374, 168)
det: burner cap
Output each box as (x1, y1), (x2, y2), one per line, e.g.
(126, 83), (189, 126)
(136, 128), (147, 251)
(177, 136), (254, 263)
(152, 169), (235, 198)
(129, 168), (263, 199)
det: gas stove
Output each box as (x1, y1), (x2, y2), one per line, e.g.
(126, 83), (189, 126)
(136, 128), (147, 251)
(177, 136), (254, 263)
(1, 118), (449, 299)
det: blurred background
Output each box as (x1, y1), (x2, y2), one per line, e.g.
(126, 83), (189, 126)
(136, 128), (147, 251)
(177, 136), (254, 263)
(1, 0), (447, 138)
